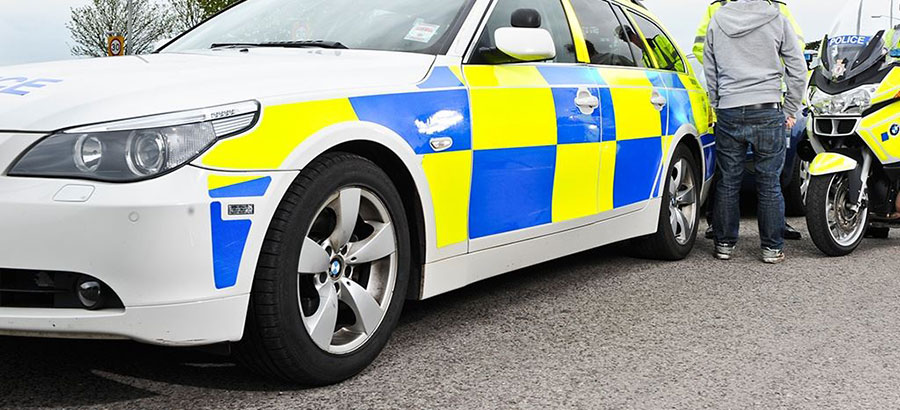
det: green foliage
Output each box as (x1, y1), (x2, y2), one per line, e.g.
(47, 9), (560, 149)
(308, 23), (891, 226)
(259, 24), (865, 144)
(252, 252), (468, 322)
(67, 0), (173, 57)
(197, 0), (238, 16)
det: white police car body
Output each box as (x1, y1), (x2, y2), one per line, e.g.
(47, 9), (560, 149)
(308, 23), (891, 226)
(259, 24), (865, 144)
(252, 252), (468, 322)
(0, 0), (713, 384)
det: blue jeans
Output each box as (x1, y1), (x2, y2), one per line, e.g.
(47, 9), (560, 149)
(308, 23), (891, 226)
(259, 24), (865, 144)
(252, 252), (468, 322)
(713, 107), (786, 250)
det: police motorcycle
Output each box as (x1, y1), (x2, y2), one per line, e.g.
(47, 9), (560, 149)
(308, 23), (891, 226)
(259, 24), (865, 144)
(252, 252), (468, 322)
(804, 0), (900, 256)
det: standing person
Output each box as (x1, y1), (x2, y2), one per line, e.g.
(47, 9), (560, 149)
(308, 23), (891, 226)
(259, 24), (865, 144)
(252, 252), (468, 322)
(695, 0), (805, 242)
(704, 0), (807, 264)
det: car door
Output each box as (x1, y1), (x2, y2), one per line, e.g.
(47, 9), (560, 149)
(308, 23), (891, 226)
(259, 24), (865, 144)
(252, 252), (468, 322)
(574, 1), (670, 213)
(463, 0), (604, 251)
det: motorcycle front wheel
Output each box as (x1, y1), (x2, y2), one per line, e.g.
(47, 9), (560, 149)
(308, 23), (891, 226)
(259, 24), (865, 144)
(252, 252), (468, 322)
(806, 172), (869, 256)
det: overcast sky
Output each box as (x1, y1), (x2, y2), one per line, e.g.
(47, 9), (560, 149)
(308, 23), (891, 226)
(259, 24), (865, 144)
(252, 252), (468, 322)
(0, 0), (845, 67)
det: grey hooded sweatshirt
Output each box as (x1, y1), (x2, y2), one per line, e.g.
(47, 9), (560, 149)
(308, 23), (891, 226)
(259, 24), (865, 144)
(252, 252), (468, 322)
(703, 0), (807, 115)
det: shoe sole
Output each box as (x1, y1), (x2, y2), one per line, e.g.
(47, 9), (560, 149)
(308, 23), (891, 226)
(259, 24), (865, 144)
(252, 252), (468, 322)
(762, 257), (785, 264)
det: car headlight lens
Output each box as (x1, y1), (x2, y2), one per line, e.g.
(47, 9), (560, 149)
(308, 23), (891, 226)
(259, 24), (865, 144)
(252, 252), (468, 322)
(809, 85), (879, 115)
(9, 101), (258, 182)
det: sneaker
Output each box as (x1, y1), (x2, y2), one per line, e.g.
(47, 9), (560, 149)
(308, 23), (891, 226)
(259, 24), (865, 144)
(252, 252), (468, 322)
(715, 243), (735, 260)
(762, 248), (785, 264)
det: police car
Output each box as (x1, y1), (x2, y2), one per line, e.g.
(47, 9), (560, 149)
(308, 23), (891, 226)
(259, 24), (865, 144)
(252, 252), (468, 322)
(0, 0), (714, 385)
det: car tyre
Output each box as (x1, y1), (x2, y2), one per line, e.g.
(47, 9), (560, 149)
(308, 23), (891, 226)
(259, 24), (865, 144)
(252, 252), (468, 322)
(632, 144), (701, 260)
(235, 152), (410, 385)
(784, 155), (810, 217)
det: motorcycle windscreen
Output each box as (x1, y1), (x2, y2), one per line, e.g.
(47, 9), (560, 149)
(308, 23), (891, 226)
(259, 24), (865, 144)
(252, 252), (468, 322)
(821, 0), (896, 82)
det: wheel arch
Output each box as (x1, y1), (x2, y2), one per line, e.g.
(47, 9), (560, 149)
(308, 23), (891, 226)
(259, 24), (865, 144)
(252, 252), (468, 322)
(669, 124), (707, 202)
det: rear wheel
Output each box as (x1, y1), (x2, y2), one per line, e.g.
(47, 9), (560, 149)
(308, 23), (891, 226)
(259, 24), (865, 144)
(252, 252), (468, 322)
(633, 145), (701, 260)
(806, 173), (868, 256)
(236, 153), (410, 385)
(784, 155), (810, 216)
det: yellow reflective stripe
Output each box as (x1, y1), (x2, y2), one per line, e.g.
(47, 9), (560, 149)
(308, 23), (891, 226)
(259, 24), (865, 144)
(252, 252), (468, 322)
(208, 175), (262, 191)
(561, 0), (590, 63)
(466, 66), (556, 150)
(598, 141), (617, 213)
(423, 150), (472, 248)
(599, 67), (662, 140)
(202, 98), (358, 170)
(552, 143), (601, 222)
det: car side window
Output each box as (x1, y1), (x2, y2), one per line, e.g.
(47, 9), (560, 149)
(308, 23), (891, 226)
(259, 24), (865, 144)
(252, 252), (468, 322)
(609, 5), (648, 68)
(469, 0), (577, 64)
(568, 0), (637, 67)
(627, 11), (686, 73)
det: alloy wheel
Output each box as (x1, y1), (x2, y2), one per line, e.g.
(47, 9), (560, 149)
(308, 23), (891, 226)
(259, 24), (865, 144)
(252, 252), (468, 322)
(668, 158), (697, 246)
(297, 187), (398, 355)
(825, 174), (866, 247)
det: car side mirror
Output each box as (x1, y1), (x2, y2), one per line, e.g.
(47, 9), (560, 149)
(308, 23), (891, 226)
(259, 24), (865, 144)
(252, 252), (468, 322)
(494, 27), (557, 62)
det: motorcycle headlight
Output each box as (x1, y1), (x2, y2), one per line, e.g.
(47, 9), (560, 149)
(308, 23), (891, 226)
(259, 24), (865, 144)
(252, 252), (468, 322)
(9, 101), (259, 182)
(809, 85), (879, 116)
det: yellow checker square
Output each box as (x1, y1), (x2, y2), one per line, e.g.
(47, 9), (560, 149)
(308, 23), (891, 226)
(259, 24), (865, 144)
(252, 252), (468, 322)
(552, 143), (601, 222)
(598, 140), (617, 212)
(202, 98), (358, 170)
(470, 87), (558, 150)
(463, 65), (549, 88)
(609, 87), (661, 140)
(423, 150), (473, 248)
(597, 67), (653, 88)
(688, 90), (710, 135)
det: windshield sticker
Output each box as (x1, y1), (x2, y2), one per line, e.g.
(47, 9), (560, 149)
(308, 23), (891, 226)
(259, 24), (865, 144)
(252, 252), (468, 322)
(0, 77), (62, 96)
(829, 35), (872, 47)
(405, 21), (440, 43)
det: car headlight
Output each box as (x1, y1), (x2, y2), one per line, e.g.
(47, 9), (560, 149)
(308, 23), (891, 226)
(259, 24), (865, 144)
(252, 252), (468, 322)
(809, 85), (879, 116)
(9, 101), (259, 182)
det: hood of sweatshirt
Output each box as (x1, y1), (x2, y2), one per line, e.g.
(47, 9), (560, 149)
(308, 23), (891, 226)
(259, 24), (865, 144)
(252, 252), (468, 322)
(713, 0), (781, 38)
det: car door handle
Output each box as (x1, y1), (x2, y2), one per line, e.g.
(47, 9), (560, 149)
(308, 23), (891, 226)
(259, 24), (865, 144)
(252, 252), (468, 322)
(574, 88), (599, 115)
(651, 90), (667, 112)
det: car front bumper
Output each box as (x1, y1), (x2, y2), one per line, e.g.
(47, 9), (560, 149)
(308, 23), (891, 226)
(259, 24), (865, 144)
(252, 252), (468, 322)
(0, 163), (293, 345)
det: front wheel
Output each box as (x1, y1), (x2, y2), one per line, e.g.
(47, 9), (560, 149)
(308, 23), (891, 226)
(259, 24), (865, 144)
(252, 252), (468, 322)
(806, 172), (868, 256)
(236, 153), (410, 385)
(784, 155), (810, 217)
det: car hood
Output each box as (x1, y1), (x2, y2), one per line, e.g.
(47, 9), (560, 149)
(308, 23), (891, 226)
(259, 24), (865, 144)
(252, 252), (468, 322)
(0, 49), (436, 132)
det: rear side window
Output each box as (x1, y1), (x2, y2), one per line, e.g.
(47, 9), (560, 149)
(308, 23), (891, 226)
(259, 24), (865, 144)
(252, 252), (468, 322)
(627, 11), (686, 72)
(569, 0), (637, 67)
(610, 5), (648, 68)
(469, 0), (577, 64)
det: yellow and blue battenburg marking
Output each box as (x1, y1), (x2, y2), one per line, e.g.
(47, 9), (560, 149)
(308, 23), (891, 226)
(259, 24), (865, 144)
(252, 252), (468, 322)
(199, 64), (714, 251)
(208, 176), (271, 289)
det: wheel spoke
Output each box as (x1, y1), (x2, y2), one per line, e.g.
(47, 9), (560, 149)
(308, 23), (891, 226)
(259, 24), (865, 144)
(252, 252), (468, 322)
(329, 188), (361, 249)
(674, 208), (689, 238)
(306, 281), (339, 350)
(339, 278), (384, 335)
(347, 222), (396, 265)
(298, 237), (330, 274)
(670, 160), (684, 196)
(675, 185), (695, 206)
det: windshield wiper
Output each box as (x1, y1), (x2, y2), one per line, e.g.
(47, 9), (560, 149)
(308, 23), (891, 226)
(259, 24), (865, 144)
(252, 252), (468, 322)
(210, 40), (349, 50)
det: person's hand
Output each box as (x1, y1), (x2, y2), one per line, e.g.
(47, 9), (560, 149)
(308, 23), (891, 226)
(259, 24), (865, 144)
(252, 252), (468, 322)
(785, 115), (797, 129)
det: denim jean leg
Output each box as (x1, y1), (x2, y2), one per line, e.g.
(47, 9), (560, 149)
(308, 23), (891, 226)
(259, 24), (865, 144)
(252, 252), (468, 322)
(713, 108), (746, 246)
(749, 109), (787, 250)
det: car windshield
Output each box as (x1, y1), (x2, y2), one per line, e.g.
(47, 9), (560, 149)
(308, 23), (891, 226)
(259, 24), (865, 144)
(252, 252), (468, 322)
(161, 0), (474, 55)
(822, 0), (899, 81)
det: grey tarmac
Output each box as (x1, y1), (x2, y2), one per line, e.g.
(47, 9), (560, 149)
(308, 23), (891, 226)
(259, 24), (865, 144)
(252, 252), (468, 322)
(2, 217), (899, 410)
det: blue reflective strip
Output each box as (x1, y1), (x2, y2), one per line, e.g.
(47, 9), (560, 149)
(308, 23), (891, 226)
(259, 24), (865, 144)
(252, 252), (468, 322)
(417, 66), (464, 89)
(614, 137), (663, 208)
(666, 89), (694, 136)
(662, 72), (685, 89)
(350, 89), (472, 154)
(883, 132), (891, 142)
(537, 65), (603, 86)
(469, 146), (556, 238)
(210, 202), (251, 289)
(704, 145), (716, 180)
(551, 88), (601, 144)
(700, 133), (715, 146)
(209, 177), (272, 198)
(599, 88), (616, 142)
(645, 71), (666, 89)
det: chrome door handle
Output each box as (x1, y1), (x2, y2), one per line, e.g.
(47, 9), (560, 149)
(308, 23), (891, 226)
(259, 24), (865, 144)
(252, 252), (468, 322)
(574, 87), (599, 115)
(651, 90), (667, 112)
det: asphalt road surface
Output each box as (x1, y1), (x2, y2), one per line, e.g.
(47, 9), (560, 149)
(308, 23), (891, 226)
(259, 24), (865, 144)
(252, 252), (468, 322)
(2, 216), (899, 410)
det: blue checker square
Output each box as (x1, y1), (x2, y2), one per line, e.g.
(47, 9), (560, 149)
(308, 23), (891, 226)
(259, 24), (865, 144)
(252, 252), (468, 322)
(614, 137), (663, 208)
(551, 88), (600, 144)
(469, 146), (557, 238)
(666, 88), (694, 136)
